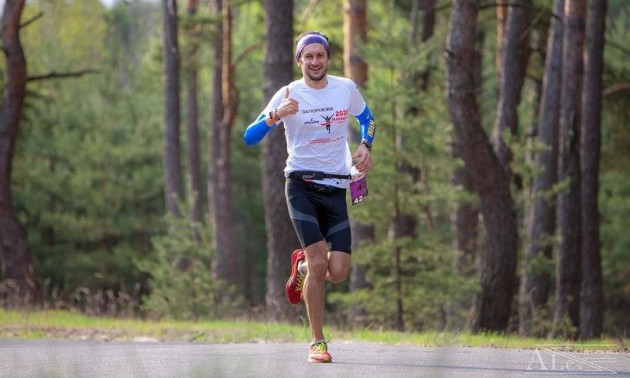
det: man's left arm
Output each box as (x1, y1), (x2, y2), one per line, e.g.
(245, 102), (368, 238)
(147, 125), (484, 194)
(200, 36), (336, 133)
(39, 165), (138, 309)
(352, 104), (375, 174)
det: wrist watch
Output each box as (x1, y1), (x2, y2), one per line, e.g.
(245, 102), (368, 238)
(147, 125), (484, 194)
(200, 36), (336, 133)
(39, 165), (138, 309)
(360, 139), (372, 151)
(269, 109), (281, 122)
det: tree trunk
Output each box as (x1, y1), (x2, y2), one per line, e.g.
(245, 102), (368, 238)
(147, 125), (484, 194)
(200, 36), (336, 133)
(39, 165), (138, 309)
(493, 0), (532, 171)
(210, 0), (239, 291)
(579, 0), (606, 340)
(452, 166), (479, 269)
(408, 0), (436, 92)
(388, 120), (419, 332)
(446, 0), (518, 332)
(184, 0), (202, 224)
(519, 0), (564, 337)
(0, 0), (39, 307)
(207, 0), (223, 260)
(208, 0), (222, 268)
(388, 204), (414, 331)
(553, 0), (586, 338)
(348, 223), (372, 323)
(262, 0), (300, 320)
(161, 0), (184, 216)
(388, 127), (421, 330)
(496, 0), (508, 80)
(343, 0), (372, 326)
(420, 0), (436, 43)
(344, 0), (367, 87)
(452, 9), (482, 272)
(450, 27), (483, 331)
(419, 0), (436, 90)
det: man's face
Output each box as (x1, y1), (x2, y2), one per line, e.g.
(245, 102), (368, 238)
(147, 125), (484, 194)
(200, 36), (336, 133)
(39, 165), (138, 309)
(297, 43), (329, 82)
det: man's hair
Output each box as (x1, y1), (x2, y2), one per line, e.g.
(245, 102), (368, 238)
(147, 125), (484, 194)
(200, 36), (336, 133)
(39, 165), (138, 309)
(294, 31), (329, 46)
(294, 31), (331, 62)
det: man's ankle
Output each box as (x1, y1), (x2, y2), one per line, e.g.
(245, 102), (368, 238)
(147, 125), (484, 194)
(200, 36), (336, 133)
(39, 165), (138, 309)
(298, 260), (307, 276)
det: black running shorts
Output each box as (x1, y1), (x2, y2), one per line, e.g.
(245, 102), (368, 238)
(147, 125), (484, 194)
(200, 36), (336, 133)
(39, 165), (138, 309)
(285, 178), (352, 254)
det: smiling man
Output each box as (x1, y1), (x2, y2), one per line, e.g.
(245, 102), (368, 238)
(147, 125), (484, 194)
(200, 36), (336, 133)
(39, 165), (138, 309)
(243, 31), (376, 363)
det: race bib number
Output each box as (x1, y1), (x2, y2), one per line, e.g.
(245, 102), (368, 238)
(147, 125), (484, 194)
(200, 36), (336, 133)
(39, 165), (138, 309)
(350, 176), (368, 205)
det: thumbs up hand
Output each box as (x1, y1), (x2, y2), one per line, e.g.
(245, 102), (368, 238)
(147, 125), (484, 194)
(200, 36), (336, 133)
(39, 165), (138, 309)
(274, 87), (299, 119)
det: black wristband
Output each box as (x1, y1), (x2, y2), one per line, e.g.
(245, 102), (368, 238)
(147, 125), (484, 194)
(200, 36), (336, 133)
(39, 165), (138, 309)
(360, 139), (372, 151)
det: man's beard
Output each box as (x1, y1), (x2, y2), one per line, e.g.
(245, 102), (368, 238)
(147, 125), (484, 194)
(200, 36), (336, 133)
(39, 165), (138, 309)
(305, 66), (327, 81)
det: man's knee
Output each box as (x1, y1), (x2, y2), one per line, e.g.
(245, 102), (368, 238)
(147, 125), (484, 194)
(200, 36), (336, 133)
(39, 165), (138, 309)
(306, 254), (328, 281)
(327, 264), (350, 284)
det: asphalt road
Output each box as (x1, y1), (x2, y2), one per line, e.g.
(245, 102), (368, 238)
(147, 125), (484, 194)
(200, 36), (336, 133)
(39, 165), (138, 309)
(0, 340), (628, 377)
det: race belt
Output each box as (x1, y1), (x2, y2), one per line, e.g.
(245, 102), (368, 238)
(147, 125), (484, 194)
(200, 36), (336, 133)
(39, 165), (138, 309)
(287, 171), (351, 181)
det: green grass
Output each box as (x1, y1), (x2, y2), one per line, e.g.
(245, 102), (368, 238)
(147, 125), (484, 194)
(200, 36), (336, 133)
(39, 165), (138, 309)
(0, 310), (625, 352)
(0, 310), (310, 343)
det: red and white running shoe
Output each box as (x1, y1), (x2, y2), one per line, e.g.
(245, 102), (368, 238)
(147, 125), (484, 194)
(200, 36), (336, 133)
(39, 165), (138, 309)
(285, 249), (305, 305)
(308, 341), (332, 363)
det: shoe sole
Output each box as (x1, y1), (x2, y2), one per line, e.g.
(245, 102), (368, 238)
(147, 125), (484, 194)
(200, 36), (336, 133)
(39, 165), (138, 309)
(308, 356), (332, 363)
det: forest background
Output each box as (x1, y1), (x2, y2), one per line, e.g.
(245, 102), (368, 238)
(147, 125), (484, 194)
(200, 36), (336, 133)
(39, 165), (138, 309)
(0, 0), (628, 341)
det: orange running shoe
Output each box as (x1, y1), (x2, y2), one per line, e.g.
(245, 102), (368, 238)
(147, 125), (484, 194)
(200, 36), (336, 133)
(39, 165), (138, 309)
(285, 249), (305, 304)
(308, 341), (332, 363)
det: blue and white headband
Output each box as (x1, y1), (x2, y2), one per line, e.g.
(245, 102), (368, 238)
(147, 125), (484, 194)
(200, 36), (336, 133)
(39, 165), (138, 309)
(295, 34), (331, 63)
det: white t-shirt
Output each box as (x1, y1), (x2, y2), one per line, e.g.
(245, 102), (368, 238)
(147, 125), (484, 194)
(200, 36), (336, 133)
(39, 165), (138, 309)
(264, 75), (367, 188)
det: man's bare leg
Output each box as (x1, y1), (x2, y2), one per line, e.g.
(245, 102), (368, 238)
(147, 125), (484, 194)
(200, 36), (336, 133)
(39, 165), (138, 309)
(301, 247), (352, 341)
(326, 251), (351, 284)
(303, 241), (329, 341)
(299, 251), (352, 283)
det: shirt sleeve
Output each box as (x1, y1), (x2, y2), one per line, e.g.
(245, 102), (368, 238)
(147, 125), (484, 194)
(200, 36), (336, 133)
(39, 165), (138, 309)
(348, 80), (367, 116)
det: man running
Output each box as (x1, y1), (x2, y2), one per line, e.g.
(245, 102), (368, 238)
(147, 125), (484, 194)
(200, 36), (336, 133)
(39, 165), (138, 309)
(243, 31), (375, 363)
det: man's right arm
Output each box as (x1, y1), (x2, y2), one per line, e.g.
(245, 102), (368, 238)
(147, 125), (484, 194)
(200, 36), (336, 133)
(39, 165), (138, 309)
(243, 112), (281, 146)
(243, 87), (298, 146)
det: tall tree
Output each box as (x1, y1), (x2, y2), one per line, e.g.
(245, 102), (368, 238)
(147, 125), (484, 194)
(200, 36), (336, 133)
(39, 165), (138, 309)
(208, 0), (222, 269)
(446, 0), (518, 332)
(161, 0), (184, 216)
(520, 0), (564, 337)
(343, 0), (372, 325)
(553, 0), (586, 338)
(452, 27), (482, 271)
(418, 0), (436, 89)
(210, 0), (239, 290)
(495, 0), (508, 80)
(184, 0), (203, 224)
(344, 0), (367, 87)
(493, 0), (532, 171)
(262, 0), (300, 320)
(388, 200), (416, 331)
(0, 0), (38, 306)
(579, 0), (606, 340)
